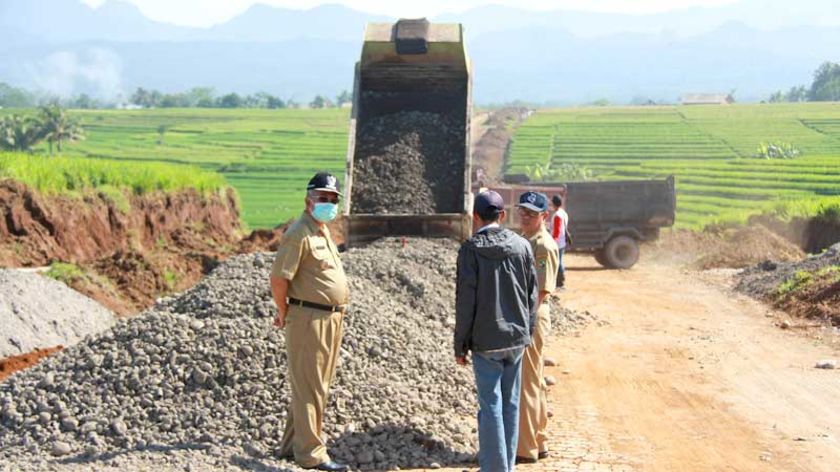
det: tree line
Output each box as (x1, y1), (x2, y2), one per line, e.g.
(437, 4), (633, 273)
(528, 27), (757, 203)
(0, 83), (108, 110)
(0, 83), (352, 110)
(128, 87), (352, 109)
(767, 61), (840, 103)
(0, 105), (84, 154)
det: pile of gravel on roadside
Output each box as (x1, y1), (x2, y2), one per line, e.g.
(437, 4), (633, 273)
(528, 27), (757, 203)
(550, 305), (600, 336)
(0, 239), (472, 471)
(0, 238), (593, 471)
(0, 269), (115, 358)
(735, 242), (840, 299)
(351, 111), (465, 215)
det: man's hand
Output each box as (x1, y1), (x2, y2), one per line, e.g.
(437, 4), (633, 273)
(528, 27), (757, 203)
(455, 355), (468, 366)
(273, 311), (286, 329)
(270, 276), (289, 329)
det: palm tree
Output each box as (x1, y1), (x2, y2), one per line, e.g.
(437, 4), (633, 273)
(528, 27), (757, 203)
(39, 105), (85, 155)
(0, 115), (44, 152)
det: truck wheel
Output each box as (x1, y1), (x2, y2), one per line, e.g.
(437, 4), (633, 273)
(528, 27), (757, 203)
(603, 236), (640, 269)
(593, 249), (609, 267)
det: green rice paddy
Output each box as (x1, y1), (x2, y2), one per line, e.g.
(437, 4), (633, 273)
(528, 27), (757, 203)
(4, 103), (838, 229)
(507, 103), (840, 228)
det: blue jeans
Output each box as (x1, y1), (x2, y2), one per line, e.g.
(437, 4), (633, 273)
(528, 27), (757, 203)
(472, 347), (525, 472)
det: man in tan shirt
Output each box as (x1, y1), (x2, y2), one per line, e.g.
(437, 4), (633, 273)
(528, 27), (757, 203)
(270, 172), (349, 472)
(515, 191), (559, 463)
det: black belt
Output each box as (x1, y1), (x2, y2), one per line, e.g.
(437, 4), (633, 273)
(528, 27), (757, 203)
(288, 297), (346, 313)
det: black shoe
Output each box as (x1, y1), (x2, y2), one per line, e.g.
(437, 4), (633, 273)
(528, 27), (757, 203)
(304, 461), (349, 472)
(538, 450), (550, 460)
(515, 456), (538, 464)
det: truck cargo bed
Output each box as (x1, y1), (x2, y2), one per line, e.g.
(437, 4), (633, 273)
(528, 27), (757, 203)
(343, 20), (473, 246)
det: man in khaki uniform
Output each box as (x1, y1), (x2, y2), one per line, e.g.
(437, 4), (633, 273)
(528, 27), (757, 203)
(515, 191), (559, 463)
(270, 172), (349, 472)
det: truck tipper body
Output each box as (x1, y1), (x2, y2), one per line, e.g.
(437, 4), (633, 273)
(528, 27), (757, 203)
(343, 20), (473, 246)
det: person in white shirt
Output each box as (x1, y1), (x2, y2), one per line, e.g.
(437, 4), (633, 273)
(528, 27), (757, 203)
(549, 195), (569, 288)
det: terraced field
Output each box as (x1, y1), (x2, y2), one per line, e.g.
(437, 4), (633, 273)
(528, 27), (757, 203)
(60, 108), (348, 228)
(508, 103), (840, 227)
(6, 104), (838, 229)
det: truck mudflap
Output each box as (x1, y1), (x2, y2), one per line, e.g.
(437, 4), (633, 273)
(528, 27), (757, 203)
(346, 214), (472, 246)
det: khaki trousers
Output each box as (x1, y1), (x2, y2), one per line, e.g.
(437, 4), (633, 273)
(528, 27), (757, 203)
(279, 305), (345, 468)
(517, 301), (551, 459)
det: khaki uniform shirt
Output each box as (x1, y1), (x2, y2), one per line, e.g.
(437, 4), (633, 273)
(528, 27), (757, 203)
(271, 212), (349, 306)
(528, 225), (559, 293)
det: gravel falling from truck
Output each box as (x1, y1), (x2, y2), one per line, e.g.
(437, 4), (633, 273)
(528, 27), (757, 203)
(351, 110), (465, 215)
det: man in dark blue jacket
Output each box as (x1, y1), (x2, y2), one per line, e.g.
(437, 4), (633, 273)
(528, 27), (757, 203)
(455, 190), (539, 472)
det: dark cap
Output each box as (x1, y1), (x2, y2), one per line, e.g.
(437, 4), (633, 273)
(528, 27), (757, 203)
(516, 191), (548, 212)
(474, 190), (505, 220)
(307, 172), (342, 195)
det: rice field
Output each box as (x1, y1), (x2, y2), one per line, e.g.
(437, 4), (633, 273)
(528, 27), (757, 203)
(5, 103), (838, 229)
(50, 108), (348, 229)
(507, 103), (840, 228)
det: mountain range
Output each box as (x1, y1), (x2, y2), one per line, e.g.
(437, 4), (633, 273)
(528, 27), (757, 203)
(1, 0), (838, 104)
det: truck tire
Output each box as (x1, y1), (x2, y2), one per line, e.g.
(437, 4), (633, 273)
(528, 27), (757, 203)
(593, 249), (609, 268)
(603, 235), (640, 269)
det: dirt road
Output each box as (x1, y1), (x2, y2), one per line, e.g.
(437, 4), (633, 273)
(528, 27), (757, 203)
(516, 254), (840, 472)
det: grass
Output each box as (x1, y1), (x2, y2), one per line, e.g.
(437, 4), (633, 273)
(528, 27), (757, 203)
(163, 270), (178, 291)
(508, 103), (840, 228)
(816, 202), (840, 223)
(777, 265), (840, 296)
(0, 152), (228, 197)
(45, 262), (86, 285)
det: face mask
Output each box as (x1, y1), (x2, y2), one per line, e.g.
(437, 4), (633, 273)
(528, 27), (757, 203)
(312, 202), (338, 223)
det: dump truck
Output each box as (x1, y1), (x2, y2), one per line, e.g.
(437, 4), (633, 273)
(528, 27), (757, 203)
(482, 176), (676, 269)
(343, 19), (472, 246)
(340, 19), (674, 268)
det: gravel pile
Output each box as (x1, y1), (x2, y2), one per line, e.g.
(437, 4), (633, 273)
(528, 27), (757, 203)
(351, 110), (465, 215)
(735, 242), (840, 299)
(550, 305), (600, 336)
(0, 269), (115, 358)
(0, 238), (592, 471)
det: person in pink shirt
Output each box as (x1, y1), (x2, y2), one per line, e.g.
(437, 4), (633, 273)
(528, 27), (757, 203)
(549, 195), (569, 288)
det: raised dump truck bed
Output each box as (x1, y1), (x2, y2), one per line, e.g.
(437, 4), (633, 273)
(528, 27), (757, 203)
(343, 19), (472, 246)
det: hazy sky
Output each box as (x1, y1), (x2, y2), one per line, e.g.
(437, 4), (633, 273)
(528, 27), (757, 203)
(80, 0), (740, 27)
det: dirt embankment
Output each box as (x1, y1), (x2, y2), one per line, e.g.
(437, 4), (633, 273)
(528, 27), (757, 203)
(651, 225), (805, 270)
(737, 243), (840, 326)
(0, 346), (63, 382)
(0, 179), (241, 266)
(750, 214), (840, 254)
(0, 179), (246, 314)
